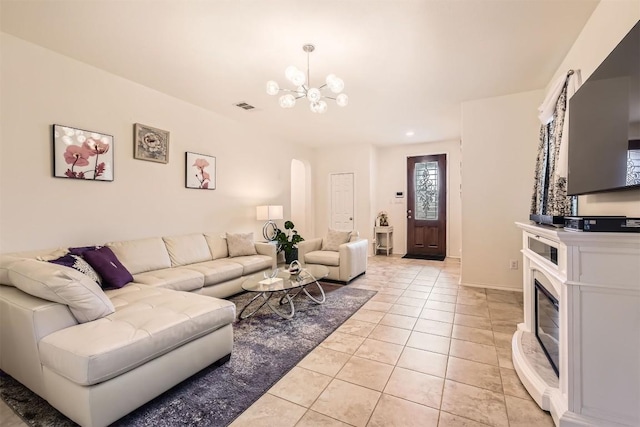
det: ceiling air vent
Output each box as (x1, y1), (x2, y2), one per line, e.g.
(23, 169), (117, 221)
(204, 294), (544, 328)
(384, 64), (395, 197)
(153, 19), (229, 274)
(234, 102), (256, 111)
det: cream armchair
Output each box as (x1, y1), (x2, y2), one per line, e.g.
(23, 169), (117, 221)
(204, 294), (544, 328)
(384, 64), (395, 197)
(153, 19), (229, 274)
(297, 230), (368, 283)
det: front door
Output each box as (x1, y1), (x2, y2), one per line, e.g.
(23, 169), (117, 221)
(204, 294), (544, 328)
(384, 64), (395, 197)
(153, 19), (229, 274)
(407, 155), (446, 259)
(330, 173), (354, 231)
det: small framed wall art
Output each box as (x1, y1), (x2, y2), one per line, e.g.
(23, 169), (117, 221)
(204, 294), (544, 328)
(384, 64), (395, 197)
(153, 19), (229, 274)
(134, 123), (169, 164)
(53, 124), (114, 181)
(185, 151), (216, 190)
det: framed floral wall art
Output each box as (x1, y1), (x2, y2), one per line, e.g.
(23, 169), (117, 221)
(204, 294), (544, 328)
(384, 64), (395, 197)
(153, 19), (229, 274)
(185, 152), (216, 190)
(53, 124), (114, 181)
(134, 123), (169, 163)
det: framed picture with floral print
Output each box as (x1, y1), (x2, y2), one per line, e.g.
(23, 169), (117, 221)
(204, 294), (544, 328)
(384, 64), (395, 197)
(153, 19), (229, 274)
(134, 123), (169, 164)
(185, 152), (216, 190)
(52, 124), (114, 181)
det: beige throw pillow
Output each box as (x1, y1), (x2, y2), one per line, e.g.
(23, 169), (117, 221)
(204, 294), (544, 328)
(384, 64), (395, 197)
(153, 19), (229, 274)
(226, 232), (258, 257)
(322, 229), (352, 252)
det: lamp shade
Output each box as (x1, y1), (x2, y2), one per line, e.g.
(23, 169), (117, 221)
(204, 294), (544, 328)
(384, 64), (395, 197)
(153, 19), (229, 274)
(256, 205), (284, 221)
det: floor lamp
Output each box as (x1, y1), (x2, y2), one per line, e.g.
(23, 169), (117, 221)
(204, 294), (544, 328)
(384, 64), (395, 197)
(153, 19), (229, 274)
(256, 205), (283, 241)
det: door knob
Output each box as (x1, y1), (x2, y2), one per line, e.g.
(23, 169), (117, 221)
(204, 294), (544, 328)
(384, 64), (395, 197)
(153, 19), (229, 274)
(407, 210), (412, 213)
(349, 217), (353, 220)
(408, 216), (412, 219)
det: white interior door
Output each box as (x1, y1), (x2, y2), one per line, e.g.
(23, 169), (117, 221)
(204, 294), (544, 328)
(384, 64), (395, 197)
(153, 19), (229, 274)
(330, 173), (354, 231)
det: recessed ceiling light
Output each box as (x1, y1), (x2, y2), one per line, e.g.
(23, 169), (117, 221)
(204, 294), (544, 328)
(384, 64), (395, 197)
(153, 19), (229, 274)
(406, 131), (415, 137)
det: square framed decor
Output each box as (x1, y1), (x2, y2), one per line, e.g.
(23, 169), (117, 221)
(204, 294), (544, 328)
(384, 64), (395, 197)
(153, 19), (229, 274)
(185, 152), (216, 190)
(52, 124), (114, 181)
(134, 123), (169, 163)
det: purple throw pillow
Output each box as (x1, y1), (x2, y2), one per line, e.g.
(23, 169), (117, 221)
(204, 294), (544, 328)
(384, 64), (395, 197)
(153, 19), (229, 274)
(69, 246), (101, 256)
(49, 254), (102, 286)
(82, 246), (133, 289)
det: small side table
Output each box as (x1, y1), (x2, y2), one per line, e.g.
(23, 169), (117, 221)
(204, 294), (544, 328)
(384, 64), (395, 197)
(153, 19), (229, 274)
(374, 226), (393, 256)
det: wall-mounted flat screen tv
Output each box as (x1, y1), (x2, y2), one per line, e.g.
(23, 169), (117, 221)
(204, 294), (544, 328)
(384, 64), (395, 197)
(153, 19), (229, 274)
(568, 20), (640, 196)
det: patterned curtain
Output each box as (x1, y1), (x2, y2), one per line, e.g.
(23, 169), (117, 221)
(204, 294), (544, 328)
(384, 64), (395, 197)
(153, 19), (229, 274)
(531, 72), (577, 216)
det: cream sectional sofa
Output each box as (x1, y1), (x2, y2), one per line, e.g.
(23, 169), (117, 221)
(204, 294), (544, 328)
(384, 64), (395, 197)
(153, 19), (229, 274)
(0, 232), (276, 427)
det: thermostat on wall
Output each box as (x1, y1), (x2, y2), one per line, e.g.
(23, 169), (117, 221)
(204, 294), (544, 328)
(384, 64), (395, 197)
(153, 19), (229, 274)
(395, 192), (404, 198)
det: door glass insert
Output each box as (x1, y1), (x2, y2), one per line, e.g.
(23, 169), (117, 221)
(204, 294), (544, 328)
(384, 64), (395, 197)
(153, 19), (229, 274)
(415, 161), (438, 220)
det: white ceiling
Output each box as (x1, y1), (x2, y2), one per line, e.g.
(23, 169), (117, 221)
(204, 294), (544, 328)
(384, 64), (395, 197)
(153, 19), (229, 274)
(1, 0), (599, 147)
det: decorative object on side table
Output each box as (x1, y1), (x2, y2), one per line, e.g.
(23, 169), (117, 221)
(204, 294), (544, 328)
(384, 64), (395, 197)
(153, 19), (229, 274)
(52, 124), (114, 181)
(377, 211), (389, 226)
(134, 123), (169, 164)
(185, 152), (216, 190)
(256, 205), (284, 241)
(275, 220), (304, 264)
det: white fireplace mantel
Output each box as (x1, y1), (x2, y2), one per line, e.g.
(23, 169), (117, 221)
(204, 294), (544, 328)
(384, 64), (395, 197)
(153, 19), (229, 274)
(514, 222), (640, 427)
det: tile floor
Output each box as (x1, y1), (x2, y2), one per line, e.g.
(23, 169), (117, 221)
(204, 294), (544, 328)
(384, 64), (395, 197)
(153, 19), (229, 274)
(0, 255), (555, 427)
(231, 255), (554, 427)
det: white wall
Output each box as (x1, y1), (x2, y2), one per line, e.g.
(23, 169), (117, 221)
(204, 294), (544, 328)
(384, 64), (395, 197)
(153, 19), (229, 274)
(551, 0), (640, 216)
(0, 34), (312, 252)
(374, 140), (461, 257)
(461, 90), (543, 290)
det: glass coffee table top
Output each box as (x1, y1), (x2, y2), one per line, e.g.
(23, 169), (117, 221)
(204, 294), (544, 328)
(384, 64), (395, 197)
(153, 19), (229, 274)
(239, 265), (329, 320)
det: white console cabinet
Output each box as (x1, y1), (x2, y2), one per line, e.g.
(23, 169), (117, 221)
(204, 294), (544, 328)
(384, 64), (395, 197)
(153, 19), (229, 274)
(514, 222), (640, 427)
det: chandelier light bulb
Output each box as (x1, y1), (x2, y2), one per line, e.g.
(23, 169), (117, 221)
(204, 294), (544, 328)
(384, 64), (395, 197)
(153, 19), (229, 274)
(266, 80), (279, 95)
(285, 66), (298, 81)
(336, 93), (349, 107)
(307, 88), (321, 103)
(279, 94), (296, 108)
(291, 70), (306, 86)
(316, 100), (328, 113)
(328, 76), (344, 94)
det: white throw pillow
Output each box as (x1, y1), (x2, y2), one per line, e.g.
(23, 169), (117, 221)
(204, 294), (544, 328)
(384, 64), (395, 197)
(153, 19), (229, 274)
(7, 259), (115, 323)
(322, 228), (352, 252)
(226, 232), (258, 257)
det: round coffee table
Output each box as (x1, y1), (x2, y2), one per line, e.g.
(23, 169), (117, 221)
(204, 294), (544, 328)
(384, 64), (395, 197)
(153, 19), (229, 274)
(238, 265), (329, 320)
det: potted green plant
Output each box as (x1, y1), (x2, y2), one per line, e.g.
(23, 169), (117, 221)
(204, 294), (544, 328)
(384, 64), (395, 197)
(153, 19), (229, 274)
(275, 220), (304, 264)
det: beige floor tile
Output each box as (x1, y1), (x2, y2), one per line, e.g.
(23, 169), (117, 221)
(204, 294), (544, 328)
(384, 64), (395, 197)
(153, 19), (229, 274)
(321, 331), (366, 354)
(431, 287), (458, 296)
(386, 282), (410, 290)
(455, 304), (490, 318)
(388, 303), (423, 317)
(421, 308), (455, 323)
(269, 367), (332, 407)
(424, 300), (456, 312)
(379, 313), (418, 330)
(370, 293), (400, 304)
(429, 293), (457, 303)
(0, 401), (26, 427)
(311, 379), (381, 427)
(490, 319), (518, 334)
(446, 357), (502, 393)
(384, 367), (444, 409)
(337, 318), (376, 338)
(377, 287), (405, 296)
(351, 309), (386, 324)
(390, 277), (413, 284)
(496, 346), (514, 370)
(397, 346), (448, 378)
(492, 331), (513, 349)
(451, 325), (495, 346)
(402, 290), (430, 299)
(449, 339), (498, 366)
(433, 282), (459, 289)
(368, 394), (440, 427)
(396, 296), (427, 308)
(438, 411), (492, 426)
(354, 338), (404, 365)
(361, 301), (393, 312)
(369, 324), (411, 345)
(486, 291), (521, 305)
(456, 297), (488, 308)
(335, 355), (394, 391)
(411, 279), (436, 286)
(295, 410), (351, 426)
(440, 380), (508, 427)
(454, 313), (493, 330)
(414, 318), (453, 337)
(406, 331), (451, 355)
(504, 395), (554, 427)
(408, 283), (434, 292)
(299, 346), (352, 377)
(231, 393), (307, 427)
(500, 368), (530, 399)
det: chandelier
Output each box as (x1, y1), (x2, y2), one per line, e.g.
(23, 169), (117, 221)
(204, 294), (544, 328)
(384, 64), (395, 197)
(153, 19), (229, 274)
(266, 44), (348, 114)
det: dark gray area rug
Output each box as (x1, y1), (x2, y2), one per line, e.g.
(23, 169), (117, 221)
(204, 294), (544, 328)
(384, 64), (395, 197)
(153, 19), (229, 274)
(0, 284), (375, 427)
